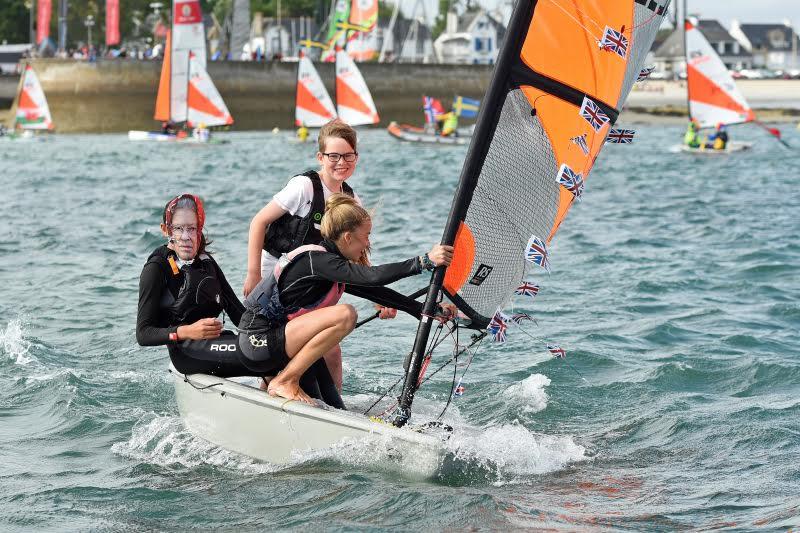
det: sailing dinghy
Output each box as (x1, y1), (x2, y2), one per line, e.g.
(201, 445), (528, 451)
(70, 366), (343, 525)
(7, 64), (54, 138)
(680, 18), (784, 153)
(171, 0), (669, 464)
(129, 3), (233, 143)
(295, 51), (337, 128)
(387, 96), (471, 145)
(335, 47), (379, 126)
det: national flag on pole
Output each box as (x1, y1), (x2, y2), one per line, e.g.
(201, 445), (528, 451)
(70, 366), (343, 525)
(570, 133), (590, 155)
(579, 96), (610, 132)
(525, 235), (550, 272)
(423, 96), (445, 125)
(548, 344), (566, 358)
(637, 66), (655, 81)
(600, 26), (629, 59)
(556, 163), (585, 200)
(606, 128), (635, 144)
(453, 95), (480, 118)
(515, 281), (540, 299)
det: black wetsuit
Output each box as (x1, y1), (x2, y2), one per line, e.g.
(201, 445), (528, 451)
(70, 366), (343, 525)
(137, 245), (343, 407)
(238, 239), (424, 369)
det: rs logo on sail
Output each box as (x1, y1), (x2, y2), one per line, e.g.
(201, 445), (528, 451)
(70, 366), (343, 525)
(469, 264), (493, 286)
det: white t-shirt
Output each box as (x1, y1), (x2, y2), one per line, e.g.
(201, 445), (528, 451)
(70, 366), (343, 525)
(261, 174), (362, 277)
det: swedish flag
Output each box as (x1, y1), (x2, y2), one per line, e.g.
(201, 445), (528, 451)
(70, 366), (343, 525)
(453, 96), (480, 118)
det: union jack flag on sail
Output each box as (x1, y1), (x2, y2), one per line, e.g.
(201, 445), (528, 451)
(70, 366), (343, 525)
(422, 96), (445, 125)
(488, 311), (509, 343)
(525, 235), (550, 272)
(515, 281), (540, 299)
(637, 66), (656, 81)
(510, 313), (535, 325)
(548, 344), (566, 358)
(605, 128), (635, 144)
(454, 384), (465, 397)
(579, 96), (610, 132)
(600, 26), (629, 59)
(570, 133), (590, 155)
(557, 164), (585, 200)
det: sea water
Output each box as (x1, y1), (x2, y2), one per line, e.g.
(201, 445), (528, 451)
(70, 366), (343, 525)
(1, 126), (799, 529)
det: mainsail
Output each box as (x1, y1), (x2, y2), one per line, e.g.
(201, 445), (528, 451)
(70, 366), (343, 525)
(296, 52), (337, 127)
(345, 0), (378, 61)
(15, 64), (54, 130)
(170, 0), (207, 123)
(685, 19), (754, 128)
(395, 0), (670, 425)
(322, 0), (350, 62)
(186, 53), (233, 127)
(335, 47), (379, 125)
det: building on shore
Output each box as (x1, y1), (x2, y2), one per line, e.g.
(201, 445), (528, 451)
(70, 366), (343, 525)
(652, 19), (753, 78)
(433, 9), (506, 65)
(376, 17), (434, 63)
(729, 20), (800, 71)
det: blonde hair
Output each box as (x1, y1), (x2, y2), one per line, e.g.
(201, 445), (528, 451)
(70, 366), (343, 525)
(321, 194), (371, 265)
(318, 119), (357, 153)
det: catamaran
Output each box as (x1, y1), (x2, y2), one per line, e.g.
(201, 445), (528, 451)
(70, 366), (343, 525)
(172, 0), (669, 464)
(681, 17), (785, 154)
(5, 63), (54, 138)
(128, 0), (233, 143)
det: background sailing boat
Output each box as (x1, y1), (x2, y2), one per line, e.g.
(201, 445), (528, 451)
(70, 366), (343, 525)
(12, 64), (54, 136)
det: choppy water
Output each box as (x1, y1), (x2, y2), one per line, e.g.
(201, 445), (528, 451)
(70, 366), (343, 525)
(1, 125), (799, 530)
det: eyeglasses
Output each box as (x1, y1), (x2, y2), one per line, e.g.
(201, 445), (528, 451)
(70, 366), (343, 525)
(170, 225), (198, 237)
(322, 152), (358, 163)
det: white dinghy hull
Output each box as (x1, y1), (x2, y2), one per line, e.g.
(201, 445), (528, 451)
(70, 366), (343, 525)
(679, 141), (753, 154)
(171, 368), (446, 464)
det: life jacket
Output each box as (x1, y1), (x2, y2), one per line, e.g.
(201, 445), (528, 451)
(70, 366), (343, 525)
(244, 244), (345, 323)
(262, 170), (354, 258)
(684, 126), (699, 147)
(442, 112), (459, 136)
(145, 246), (224, 325)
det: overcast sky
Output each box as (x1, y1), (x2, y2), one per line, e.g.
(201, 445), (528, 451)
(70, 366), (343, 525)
(410, 0), (800, 29)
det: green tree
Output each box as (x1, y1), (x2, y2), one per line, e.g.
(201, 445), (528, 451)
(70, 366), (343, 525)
(0, 0), (32, 44)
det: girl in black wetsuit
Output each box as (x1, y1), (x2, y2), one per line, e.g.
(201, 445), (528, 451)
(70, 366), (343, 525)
(239, 194), (455, 405)
(136, 193), (342, 406)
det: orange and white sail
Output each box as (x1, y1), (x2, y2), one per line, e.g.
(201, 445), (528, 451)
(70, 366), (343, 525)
(345, 0), (378, 61)
(685, 18), (754, 128)
(15, 64), (53, 130)
(154, 30), (172, 121)
(296, 52), (337, 127)
(187, 53), (233, 127)
(171, 0), (207, 122)
(335, 47), (379, 125)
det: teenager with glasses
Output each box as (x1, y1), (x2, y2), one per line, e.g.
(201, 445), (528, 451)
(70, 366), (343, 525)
(243, 119), (397, 392)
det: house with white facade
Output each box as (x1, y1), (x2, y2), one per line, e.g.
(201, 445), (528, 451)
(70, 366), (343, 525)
(729, 20), (800, 71)
(434, 9), (506, 65)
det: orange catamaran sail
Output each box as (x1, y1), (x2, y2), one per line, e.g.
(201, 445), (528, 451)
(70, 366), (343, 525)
(295, 51), (337, 127)
(393, 0), (671, 426)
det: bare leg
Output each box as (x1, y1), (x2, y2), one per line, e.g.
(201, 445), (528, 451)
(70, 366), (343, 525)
(323, 344), (343, 392)
(267, 305), (356, 404)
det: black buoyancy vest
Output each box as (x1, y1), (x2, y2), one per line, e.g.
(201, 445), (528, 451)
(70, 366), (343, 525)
(146, 246), (224, 325)
(263, 170), (354, 258)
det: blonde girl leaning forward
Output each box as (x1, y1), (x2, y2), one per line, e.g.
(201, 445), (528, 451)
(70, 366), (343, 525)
(239, 194), (455, 404)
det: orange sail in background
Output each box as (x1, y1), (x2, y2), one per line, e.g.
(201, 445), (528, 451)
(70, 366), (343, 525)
(154, 30), (172, 121)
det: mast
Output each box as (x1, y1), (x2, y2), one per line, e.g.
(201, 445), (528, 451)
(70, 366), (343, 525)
(378, 0), (400, 63)
(683, 0), (690, 121)
(393, 0), (535, 427)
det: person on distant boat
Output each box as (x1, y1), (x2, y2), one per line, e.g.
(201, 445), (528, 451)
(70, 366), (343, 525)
(440, 111), (459, 137)
(161, 121), (176, 135)
(296, 123), (309, 142)
(137, 194), (342, 407)
(683, 120), (701, 148)
(243, 119), (386, 391)
(192, 122), (210, 142)
(240, 193), (456, 404)
(707, 123), (728, 150)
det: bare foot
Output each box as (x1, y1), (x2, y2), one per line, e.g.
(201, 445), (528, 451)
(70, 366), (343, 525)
(267, 379), (314, 405)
